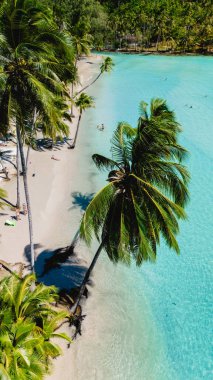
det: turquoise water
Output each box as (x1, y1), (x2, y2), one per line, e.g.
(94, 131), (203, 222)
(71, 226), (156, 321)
(74, 55), (213, 379)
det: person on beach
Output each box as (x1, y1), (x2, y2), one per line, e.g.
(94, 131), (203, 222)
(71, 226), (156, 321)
(15, 208), (21, 220)
(51, 155), (60, 161)
(23, 203), (27, 215)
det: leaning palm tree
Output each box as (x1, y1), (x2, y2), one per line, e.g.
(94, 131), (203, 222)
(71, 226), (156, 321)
(73, 101), (189, 309)
(70, 93), (95, 149)
(0, 0), (74, 272)
(70, 34), (91, 116)
(77, 56), (114, 94)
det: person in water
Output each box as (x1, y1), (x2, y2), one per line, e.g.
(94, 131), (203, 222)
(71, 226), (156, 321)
(97, 124), (104, 131)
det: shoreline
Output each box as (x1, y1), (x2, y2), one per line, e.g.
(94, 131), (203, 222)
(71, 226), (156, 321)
(0, 55), (102, 264)
(0, 55), (103, 379)
(96, 49), (213, 57)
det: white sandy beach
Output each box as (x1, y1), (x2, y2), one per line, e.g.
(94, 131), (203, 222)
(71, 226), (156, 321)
(0, 54), (169, 380)
(0, 55), (103, 379)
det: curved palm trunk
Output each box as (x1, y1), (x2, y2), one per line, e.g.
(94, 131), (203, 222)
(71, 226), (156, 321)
(71, 59), (78, 117)
(16, 125), (35, 273)
(26, 107), (37, 171)
(69, 112), (82, 149)
(16, 141), (20, 210)
(66, 229), (80, 255)
(0, 197), (16, 208)
(77, 72), (102, 95)
(71, 241), (104, 313)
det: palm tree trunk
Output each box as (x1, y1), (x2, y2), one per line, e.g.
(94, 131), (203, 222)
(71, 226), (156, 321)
(71, 241), (104, 312)
(66, 229), (80, 255)
(69, 113), (82, 149)
(71, 59), (78, 117)
(0, 197), (16, 208)
(16, 141), (21, 210)
(77, 73), (102, 95)
(16, 124), (35, 273)
(26, 107), (37, 171)
(70, 83), (75, 117)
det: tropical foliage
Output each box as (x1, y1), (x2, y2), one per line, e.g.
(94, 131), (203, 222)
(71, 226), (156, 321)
(0, 0), (75, 272)
(78, 56), (114, 94)
(0, 274), (71, 379)
(52, 0), (213, 52)
(71, 93), (95, 148)
(74, 98), (190, 307)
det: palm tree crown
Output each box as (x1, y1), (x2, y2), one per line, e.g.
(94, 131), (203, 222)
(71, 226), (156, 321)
(75, 92), (95, 114)
(80, 99), (190, 265)
(100, 56), (114, 73)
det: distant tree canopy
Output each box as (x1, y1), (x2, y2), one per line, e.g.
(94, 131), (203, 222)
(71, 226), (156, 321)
(0, 0), (212, 52)
(50, 0), (212, 53)
(50, 0), (110, 48)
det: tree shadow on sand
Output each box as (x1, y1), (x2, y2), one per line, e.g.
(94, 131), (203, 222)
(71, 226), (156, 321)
(69, 191), (95, 212)
(35, 137), (72, 152)
(24, 244), (88, 292)
(24, 244), (90, 340)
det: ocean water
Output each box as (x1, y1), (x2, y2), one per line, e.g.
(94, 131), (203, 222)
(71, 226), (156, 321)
(72, 54), (213, 380)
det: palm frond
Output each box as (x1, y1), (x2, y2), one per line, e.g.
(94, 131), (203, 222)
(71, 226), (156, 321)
(80, 183), (115, 245)
(92, 154), (120, 171)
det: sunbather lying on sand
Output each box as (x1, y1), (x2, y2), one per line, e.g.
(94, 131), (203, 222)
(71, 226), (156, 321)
(51, 155), (60, 161)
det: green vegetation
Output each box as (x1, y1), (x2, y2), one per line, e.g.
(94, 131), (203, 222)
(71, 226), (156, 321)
(101, 0), (213, 53)
(73, 98), (190, 308)
(0, 274), (71, 379)
(71, 93), (95, 148)
(0, 0), (191, 376)
(53, 0), (212, 53)
(78, 56), (114, 94)
(0, 0), (75, 271)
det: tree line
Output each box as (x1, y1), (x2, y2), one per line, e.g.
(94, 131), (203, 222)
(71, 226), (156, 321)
(52, 0), (213, 53)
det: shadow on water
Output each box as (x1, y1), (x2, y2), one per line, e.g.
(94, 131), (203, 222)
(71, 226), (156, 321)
(24, 244), (87, 291)
(69, 191), (95, 212)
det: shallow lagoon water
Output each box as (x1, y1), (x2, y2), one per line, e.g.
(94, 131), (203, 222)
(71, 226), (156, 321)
(73, 54), (213, 380)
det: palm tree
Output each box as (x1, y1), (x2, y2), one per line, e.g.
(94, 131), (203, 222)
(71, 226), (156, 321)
(0, 149), (17, 179)
(0, 274), (71, 379)
(73, 100), (189, 309)
(133, 98), (190, 207)
(16, 140), (21, 211)
(25, 107), (38, 171)
(70, 34), (91, 116)
(77, 56), (114, 94)
(70, 93), (95, 149)
(0, 0), (74, 272)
